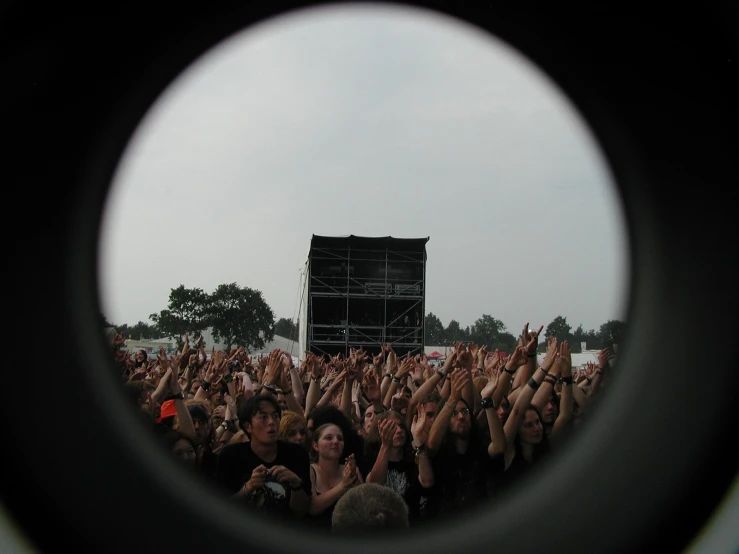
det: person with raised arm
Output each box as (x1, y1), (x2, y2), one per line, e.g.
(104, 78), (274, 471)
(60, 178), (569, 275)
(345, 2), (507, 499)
(493, 337), (559, 494)
(424, 364), (506, 517)
(362, 407), (435, 526)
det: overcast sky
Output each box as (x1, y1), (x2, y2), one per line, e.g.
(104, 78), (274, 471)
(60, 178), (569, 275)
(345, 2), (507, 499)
(98, 3), (629, 336)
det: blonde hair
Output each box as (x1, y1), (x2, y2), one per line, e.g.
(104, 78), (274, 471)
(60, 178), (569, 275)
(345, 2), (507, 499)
(229, 430), (247, 444)
(278, 411), (307, 442)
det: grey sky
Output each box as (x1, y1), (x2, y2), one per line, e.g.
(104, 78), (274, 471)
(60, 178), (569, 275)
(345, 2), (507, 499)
(98, 3), (629, 337)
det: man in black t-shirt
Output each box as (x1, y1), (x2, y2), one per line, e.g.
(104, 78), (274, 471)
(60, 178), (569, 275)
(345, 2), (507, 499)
(215, 396), (311, 520)
(424, 367), (507, 519)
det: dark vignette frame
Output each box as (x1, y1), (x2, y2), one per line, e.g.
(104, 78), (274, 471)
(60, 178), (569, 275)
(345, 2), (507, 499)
(1, 2), (737, 553)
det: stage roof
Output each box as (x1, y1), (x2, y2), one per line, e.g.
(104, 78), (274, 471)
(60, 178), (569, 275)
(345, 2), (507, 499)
(310, 235), (429, 251)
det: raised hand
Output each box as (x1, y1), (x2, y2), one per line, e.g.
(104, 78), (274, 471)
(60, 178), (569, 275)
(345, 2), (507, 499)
(560, 341), (572, 376)
(362, 372), (381, 402)
(457, 345), (474, 370)
(390, 393), (409, 414)
(542, 337), (559, 371)
(411, 404), (430, 446)
(449, 368), (470, 402)
(508, 345), (529, 369)
(264, 350), (283, 385)
(395, 357), (414, 380)
(378, 418), (398, 447)
(598, 347), (614, 370)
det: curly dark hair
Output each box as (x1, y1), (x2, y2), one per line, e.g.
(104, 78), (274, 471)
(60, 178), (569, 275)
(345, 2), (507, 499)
(307, 405), (363, 459)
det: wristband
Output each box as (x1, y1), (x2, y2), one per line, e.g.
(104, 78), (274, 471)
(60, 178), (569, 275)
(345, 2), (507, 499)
(311, 376), (321, 383)
(559, 376), (573, 385)
(436, 370), (447, 379)
(480, 397), (495, 410)
(391, 377), (401, 384)
(382, 374), (392, 380)
(200, 381), (211, 392)
(502, 366), (516, 375)
(544, 378), (557, 386)
(527, 377), (540, 390)
(262, 383), (277, 393)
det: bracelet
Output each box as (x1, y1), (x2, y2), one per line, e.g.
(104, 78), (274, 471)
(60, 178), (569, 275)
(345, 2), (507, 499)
(559, 376), (573, 385)
(392, 377), (401, 384)
(436, 370), (447, 379)
(502, 366), (515, 375)
(262, 383), (277, 393)
(544, 378), (557, 386)
(480, 397), (495, 410)
(311, 376), (321, 383)
(200, 381), (211, 392)
(382, 374), (392, 380)
(527, 377), (540, 390)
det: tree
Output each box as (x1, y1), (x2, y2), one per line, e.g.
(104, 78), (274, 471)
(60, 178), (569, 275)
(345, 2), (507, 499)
(468, 314), (506, 347)
(545, 316), (572, 345)
(275, 317), (299, 341)
(425, 313), (446, 345)
(149, 285), (210, 350)
(444, 320), (468, 343)
(494, 331), (517, 353)
(570, 324), (586, 353)
(117, 321), (161, 341)
(208, 283), (275, 352)
(598, 319), (626, 348)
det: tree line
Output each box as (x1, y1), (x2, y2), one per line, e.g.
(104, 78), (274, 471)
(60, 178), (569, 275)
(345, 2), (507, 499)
(424, 313), (626, 353)
(104, 283), (276, 352)
(103, 283), (625, 355)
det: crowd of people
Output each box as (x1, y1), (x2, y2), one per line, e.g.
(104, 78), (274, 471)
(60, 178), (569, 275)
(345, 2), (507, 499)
(115, 324), (616, 533)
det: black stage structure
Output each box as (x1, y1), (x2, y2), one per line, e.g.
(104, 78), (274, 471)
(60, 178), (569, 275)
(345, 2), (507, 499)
(299, 235), (429, 359)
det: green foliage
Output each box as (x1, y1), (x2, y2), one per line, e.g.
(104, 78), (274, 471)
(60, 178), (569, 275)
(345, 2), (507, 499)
(424, 313), (446, 345)
(545, 316), (572, 344)
(444, 319), (468, 343)
(598, 319), (626, 348)
(149, 285), (211, 350)
(208, 283), (275, 352)
(468, 314), (507, 348)
(275, 317), (299, 341)
(116, 321), (160, 341)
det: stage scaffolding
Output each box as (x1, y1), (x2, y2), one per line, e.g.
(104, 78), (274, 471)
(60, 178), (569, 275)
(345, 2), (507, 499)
(298, 235), (428, 359)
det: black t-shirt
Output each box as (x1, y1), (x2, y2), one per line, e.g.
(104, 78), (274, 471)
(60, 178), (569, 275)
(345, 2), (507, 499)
(360, 453), (427, 525)
(215, 441), (311, 520)
(426, 442), (505, 517)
